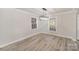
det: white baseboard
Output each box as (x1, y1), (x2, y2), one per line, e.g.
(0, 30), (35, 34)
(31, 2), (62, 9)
(41, 32), (76, 41)
(0, 33), (39, 48)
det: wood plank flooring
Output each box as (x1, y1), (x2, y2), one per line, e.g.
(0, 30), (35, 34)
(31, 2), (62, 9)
(0, 33), (78, 51)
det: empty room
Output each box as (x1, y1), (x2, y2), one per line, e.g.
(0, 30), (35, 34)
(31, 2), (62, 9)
(0, 8), (79, 51)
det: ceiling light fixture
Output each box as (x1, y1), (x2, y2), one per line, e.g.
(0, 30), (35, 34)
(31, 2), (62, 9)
(39, 8), (49, 21)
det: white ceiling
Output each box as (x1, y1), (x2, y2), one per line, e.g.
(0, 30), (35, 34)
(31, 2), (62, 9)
(17, 8), (76, 16)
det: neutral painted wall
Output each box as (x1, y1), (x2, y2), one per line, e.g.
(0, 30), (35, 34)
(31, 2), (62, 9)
(0, 8), (39, 45)
(38, 20), (49, 32)
(77, 14), (79, 40)
(38, 11), (76, 41)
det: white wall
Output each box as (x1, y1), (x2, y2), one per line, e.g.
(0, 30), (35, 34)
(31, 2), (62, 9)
(77, 14), (79, 40)
(0, 8), (39, 46)
(38, 20), (49, 32)
(38, 11), (76, 41)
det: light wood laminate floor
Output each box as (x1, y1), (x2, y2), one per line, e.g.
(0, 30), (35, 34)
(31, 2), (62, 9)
(0, 33), (78, 51)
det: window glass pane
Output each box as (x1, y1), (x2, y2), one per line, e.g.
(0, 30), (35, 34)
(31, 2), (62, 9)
(49, 18), (56, 31)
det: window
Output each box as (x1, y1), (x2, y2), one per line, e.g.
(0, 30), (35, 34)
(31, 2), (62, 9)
(49, 18), (56, 31)
(31, 18), (37, 29)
